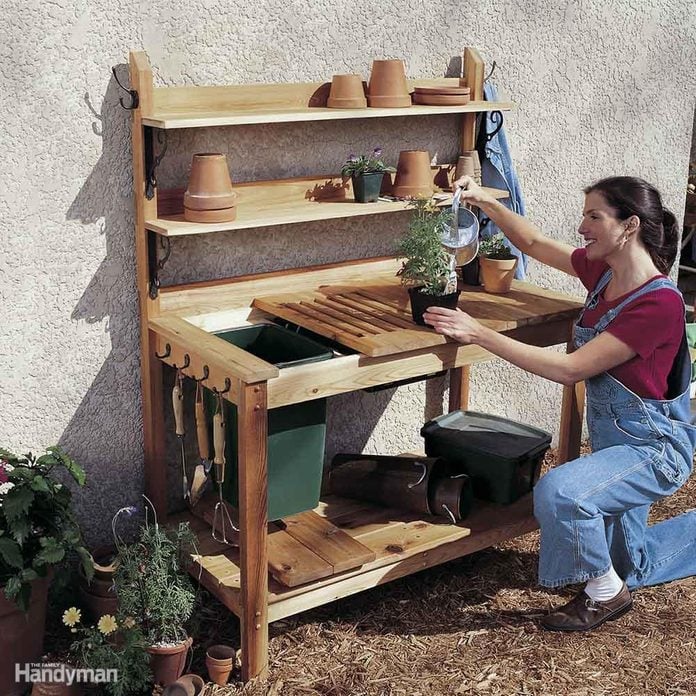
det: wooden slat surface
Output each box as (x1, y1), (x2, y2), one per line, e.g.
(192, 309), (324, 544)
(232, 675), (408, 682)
(253, 278), (583, 357)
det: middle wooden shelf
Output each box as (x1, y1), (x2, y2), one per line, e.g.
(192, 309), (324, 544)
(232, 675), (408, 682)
(146, 173), (509, 237)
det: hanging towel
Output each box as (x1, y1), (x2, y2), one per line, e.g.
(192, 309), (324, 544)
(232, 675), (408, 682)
(476, 82), (528, 280)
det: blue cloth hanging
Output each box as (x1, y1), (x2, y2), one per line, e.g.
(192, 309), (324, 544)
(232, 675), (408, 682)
(477, 82), (528, 280)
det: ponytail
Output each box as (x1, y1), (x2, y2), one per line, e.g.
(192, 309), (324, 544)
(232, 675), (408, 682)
(657, 207), (679, 275)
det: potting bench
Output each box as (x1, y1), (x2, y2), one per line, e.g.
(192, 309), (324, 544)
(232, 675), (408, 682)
(127, 49), (585, 681)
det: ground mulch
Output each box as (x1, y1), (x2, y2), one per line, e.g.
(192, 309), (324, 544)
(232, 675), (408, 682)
(182, 446), (696, 696)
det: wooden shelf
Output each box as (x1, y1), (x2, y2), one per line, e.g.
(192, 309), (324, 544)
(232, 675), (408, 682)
(145, 174), (509, 237)
(176, 493), (537, 622)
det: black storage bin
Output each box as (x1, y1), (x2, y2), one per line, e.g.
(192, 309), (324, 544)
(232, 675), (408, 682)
(421, 410), (551, 505)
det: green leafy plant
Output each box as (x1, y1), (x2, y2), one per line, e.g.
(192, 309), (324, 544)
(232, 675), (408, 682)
(478, 233), (515, 260)
(397, 197), (455, 295)
(341, 147), (395, 177)
(65, 607), (152, 696)
(0, 446), (92, 610)
(113, 503), (197, 646)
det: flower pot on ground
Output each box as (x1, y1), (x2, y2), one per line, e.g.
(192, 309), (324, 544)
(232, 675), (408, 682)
(112, 502), (197, 687)
(30, 662), (83, 695)
(340, 148), (394, 203)
(78, 546), (119, 622)
(397, 197), (460, 325)
(0, 447), (91, 696)
(478, 233), (518, 293)
(205, 644), (236, 686)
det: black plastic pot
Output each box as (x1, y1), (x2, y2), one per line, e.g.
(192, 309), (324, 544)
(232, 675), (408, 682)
(352, 172), (384, 203)
(408, 286), (461, 326)
(459, 256), (481, 286)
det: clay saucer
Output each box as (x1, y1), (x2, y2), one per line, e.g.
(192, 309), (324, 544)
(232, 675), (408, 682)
(413, 86), (470, 96)
(412, 93), (471, 106)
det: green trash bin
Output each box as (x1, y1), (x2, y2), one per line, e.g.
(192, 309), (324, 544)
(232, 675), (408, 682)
(205, 324), (332, 521)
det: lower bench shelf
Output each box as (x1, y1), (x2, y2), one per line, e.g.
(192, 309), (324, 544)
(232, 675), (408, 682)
(175, 493), (537, 623)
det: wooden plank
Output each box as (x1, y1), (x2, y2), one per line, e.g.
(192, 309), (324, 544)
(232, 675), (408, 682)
(464, 47), (485, 103)
(326, 295), (414, 329)
(314, 297), (400, 333)
(448, 365), (470, 412)
(266, 526), (334, 587)
(238, 383), (269, 681)
(282, 511), (376, 573)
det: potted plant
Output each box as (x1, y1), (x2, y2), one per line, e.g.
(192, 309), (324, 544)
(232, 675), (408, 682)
(341, 147), (395, 203)
(397, 197), (460, 325)
(478, 233), (518, 294)
(112, 502), (197, 687)
(65, 607), (152, 696)
(0, 447), (92, 696)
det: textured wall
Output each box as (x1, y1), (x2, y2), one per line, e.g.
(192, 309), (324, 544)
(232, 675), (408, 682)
(1, 0), (695, 542)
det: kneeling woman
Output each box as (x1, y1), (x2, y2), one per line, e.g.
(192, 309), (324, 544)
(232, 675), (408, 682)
(424, 176), (696, 632)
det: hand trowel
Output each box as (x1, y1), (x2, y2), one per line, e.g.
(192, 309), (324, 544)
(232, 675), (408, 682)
(189, 381), (213, 507)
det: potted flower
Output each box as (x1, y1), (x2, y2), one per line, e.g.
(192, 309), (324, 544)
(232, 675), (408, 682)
(65, 607), (152, 696)
(0, 447), (92, 696)
(112, 501), (197, 687)
(478, 233), (518, 294)
(341, 147), (395, 203)
(397, 197), (460, 325)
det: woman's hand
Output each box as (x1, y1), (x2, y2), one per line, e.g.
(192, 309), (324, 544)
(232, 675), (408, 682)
(423, 306), (484, 344)
(453, 175), (497, 208)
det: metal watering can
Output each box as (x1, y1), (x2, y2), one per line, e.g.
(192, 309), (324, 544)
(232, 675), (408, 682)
(440, 187), (480, 266)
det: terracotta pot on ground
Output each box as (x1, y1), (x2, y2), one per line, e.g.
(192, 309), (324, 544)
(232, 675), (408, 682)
(89, 545), (118, 581)
(392, 150), (433, 198)
(184, 153), (237, 223)
(367, 59), (411, 108)
(77, 561), (118, 623)
(479, 256), (517, 293)
(30, 664), (83, 695)
(326, 74), (367, 108)
(162, 673), (205, 696)
(147, 636), (193, 687)
(407, 286), (461, 326)
(0, 575), (51, 696)
(205, 644), (236, 686)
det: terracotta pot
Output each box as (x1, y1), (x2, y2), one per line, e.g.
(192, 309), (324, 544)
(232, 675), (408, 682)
(162, 672), (205, 696)
(367, 59), (411, 108)
(183, 206), (237, 223)
(147, 636), (193, 686)
(457, 150), (481, 184)
(184, 153), (238, 214)
(392, 150), (433, 198)
(77, 560), (118, 623)
(30, 664), (83, 695)
(89, 545), (118, 581)
(454, 155), (476, 180)
(205, 644), (236, 686)
(0, 575), (51, 696)
(78, 585), (118, 624)
(407, 286), (460, 326)
(479, 256), (518, 293)
(327, 74), (367, 109)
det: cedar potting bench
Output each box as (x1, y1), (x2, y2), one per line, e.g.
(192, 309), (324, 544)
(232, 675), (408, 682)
(127, 49), (585, 682)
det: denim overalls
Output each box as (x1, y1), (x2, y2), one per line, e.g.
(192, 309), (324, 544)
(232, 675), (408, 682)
(534, 270), (696, 589)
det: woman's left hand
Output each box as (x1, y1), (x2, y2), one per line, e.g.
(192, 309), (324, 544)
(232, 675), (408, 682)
(423, 306), (483, 344)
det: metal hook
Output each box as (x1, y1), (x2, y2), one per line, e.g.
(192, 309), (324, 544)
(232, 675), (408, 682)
(195, 365), (210, 383)
(212, 378), (231, 396)
(407, 461), (428, 489)
(484, 110), (504, 143)
(484, 60), (497, 83)
(112, 67), (139, 110)
(145, 130), (168, 200)
(155, 343), (171, 360)
(441, 503), (458, 525)
(174, 354), (191, 370)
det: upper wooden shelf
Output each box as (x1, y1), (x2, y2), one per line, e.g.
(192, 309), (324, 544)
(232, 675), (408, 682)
(141, 79), (513, 129)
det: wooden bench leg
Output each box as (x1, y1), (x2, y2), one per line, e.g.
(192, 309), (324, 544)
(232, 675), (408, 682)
(449, 366), (470, 412)
(238, 383), (269, 681)
(557, 339), (585, 464)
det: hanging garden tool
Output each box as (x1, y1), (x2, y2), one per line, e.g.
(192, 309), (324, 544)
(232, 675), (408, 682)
(189, 381), (212, 507)
(212, 391), (238, 544)
(172, 369), (190, 501)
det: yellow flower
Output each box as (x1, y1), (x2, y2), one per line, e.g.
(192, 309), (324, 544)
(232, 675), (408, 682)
(62, 607), (81, 627)
(97, 614), (118, 635)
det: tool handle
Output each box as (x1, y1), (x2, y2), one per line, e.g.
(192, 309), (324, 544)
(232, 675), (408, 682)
(195, 393), (211, 461)
(213, 411), (226, 483)
(172, 381), (185, 437)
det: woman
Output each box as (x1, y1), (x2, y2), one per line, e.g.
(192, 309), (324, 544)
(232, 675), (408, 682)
(424, 175), (696, 632)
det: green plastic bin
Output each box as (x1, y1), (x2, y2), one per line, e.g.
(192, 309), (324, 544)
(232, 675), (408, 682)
(205, 324), (332, 521)
(421, 411), (551, 505)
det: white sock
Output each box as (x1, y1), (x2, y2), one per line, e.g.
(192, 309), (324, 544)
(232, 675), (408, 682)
(584, 565), (624, 602)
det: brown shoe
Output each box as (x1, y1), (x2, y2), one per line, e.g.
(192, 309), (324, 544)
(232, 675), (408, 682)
(540, 583), (632, 632)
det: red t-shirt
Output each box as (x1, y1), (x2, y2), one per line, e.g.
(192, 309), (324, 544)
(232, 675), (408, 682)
(571, 248), (683, 399)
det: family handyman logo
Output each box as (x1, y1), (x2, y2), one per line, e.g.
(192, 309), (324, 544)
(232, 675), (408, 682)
(16, 662), (118, 686)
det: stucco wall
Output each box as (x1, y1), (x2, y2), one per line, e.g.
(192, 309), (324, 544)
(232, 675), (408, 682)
(1, 0), (695, 542)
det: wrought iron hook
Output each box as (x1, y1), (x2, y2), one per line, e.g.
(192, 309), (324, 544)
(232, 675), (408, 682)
(484, 60), (497, 83)
(212, 378), (232, 396)
(155, 343), (171, 360)
(112, 67), (139, 110)
(195, 365), (210, 383)
(174, 354), (191, 370)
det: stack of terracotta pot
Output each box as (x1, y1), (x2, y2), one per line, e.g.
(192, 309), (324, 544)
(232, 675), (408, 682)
(412, 85), (470, 106)
(392, 150), (434, 198)
(184, 154), (238, 223)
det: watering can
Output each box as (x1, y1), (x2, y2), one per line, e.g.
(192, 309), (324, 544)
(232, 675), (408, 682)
(441, 187), (480, 266)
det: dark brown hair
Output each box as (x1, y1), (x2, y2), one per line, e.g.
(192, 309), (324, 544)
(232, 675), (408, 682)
(584, 176), (679, 274)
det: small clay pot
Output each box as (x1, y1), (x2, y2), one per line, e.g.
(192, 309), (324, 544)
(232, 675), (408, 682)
(367, 59), (411, 108)
(454, 155), (476, 180)
(89, 545), (118, 581)
(206, 644), (236, 686)
(78, 585), (118, 624)
(184, 153), (238, 213)
(327, 74), (367, 109)
(407, 286), (460, 326)
(183, 206), (237, 223)
(479, 256), (518, 293)
(392, 150), (433, 198)
(31, 666), (82, 695)
(147, 636), (193, 686)
(162, 673), (205, 696)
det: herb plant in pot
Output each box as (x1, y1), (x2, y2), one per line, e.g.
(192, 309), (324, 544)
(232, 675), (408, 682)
(112, 503), (197, 687)
(397, 197), (460, 325)
(341, 147), (394, 203)
(478, 233), (518, 294)
(0, 447), (92, 696)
